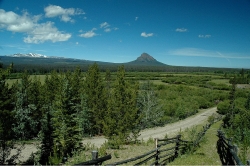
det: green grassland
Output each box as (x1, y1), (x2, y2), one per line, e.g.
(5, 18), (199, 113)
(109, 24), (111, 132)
(169, 121), (222, 165)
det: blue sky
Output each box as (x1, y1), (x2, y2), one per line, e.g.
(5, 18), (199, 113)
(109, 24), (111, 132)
(0, 0), (250, 68)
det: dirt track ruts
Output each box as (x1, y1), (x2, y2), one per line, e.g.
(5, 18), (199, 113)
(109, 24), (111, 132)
(82, 107), (218, 147)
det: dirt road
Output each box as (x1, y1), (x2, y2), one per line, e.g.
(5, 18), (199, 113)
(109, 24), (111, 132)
(83, 107), (218, 147)
(13, 107), (217, 163)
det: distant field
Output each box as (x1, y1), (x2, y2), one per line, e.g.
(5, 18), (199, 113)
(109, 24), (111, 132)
(160, 73), (223, 78)
(6, 75), (48, 86)
(209, 79), (230, 85)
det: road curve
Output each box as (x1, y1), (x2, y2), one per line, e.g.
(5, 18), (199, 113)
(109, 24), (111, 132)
(82, 107), (218, 147)
(15, 107), (217, 163)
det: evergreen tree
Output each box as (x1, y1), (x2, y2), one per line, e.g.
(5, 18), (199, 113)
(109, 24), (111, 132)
(51, 73), (82, 159)
(103, 66), (141, 145)
(105, 69), (112, 98)
(12, 71), (38, 139)
(39, 110), (54, 164)
(0, 65), (21, 164)
(84, 63), (106, 135)
(39, 68), (85, 163)
(28, 75), (43, 132)
(38, 71), (62, 164)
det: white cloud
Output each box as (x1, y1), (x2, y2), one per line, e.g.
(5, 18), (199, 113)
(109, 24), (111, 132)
(135, 17), (139, 21)
(168, 47), (250, 59)
(0, 9), (39, 32)
(100, 22), (110, 28)
(0, 9), (72, 43)
(104, 28), (111, 32)
(198, 34), (211, 38)
(79, 28), (97, 38)
(24, 22), (71, 43)
(100, 22), (118, 32)
(44, 5), (84, 22)
(175, 28), (188, 32)
(141, 32), (154, 37)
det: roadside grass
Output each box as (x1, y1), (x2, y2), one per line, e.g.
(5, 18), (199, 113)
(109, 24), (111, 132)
(169, 120), (222, 165)
(65, 138), (156, 165)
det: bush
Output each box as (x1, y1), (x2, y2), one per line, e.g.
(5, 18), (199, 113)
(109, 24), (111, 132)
(217, 100), (230, 115)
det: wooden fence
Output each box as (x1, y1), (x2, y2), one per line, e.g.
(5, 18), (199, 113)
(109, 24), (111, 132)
(106, 135), (189, 165)
(76, 115), (222, 165)
(217, 130), (244, 165)
(75, 151), (111, 165)
(105, 122), (214, 165)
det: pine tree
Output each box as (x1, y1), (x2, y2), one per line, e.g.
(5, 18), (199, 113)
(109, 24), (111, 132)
(28, 75), (43, 133)
(0, 65), (20, 164)
(12, 71), (38, 140)
(39, 110), (54, 164)
(105, 69), (112, 98)
(84, 63), (106, 135)
(39, 69), (85, 163)
(103, 66), (141, 145)
(38, 71), (61, 164)
(51, 73), (82, 159)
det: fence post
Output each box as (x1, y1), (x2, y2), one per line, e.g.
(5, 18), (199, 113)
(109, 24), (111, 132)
(155, 138), (159, 165)
(92, 150), (98, 165)
(227, 138), (235, 165)
(175, 135), (181, 158)
(233, 144), (238, 154)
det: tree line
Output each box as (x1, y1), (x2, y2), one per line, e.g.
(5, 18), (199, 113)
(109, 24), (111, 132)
(0, 63), (163, 164)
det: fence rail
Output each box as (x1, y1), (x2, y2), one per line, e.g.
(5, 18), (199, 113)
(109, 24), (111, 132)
(217, 130), (244, 166)
(77, 114), (222, 165)
(75, 151), (111, 165)
(107, 121), (215, 166)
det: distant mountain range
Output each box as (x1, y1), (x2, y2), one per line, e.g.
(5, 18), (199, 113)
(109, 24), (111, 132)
(7, 53), (66, 59)
(1, 52), (167, 66)
(0, 52), (240, 72)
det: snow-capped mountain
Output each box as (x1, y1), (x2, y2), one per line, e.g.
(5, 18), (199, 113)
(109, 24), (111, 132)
(9, 53), (48, 58)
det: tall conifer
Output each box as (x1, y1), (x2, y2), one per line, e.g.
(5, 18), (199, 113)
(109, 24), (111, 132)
(104, 66), (141, 145)
(85, 63), (106, 135)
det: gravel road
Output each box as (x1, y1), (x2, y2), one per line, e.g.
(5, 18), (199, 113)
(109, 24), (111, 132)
(14, 107), (217, 163)
(82, 107), (217, 147)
